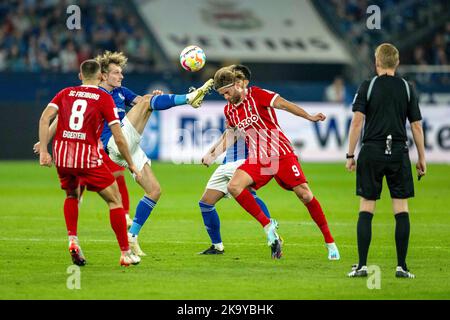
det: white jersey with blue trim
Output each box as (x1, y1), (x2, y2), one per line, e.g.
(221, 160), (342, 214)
(223, 137), (248, 164)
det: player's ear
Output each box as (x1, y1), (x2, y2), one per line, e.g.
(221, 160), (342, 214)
(78, 73), (82, 81)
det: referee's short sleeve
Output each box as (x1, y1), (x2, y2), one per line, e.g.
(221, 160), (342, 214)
(352, 80), (370, 114)
(407, 82), (422, 123)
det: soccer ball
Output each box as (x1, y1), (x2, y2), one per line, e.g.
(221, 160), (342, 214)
(179, 45), (206, 72)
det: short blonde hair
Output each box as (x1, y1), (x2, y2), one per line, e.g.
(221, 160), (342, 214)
(213, 65), (246, 91)
(95, 51), (128, 73)
(375, 43), (399, 69)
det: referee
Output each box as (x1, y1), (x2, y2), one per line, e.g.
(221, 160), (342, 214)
(346, 43), (426, 278)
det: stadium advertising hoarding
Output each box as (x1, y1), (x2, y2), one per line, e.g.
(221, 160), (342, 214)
(136, 0), (351, 63)
(141, 103), (450, 163)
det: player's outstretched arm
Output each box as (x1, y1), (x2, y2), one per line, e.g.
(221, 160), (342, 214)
(109, 123), (142, 180)
(34, 116), (58, 154)
(346, 111), (365, 172)
(272, 96), (326, 122)
(38, 105), (58, 167)
(202, 128), (236, 167)
(411, 120), (426, 178)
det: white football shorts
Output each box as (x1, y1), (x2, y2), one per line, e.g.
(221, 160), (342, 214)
(106, 116), (151, 172)
(206, 159), (246, 197)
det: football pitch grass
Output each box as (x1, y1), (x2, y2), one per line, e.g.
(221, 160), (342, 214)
(1, 161), (449, 300)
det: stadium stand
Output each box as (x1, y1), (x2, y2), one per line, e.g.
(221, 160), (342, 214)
(0, 0), (449, 160)
(313, 0), (450, 88)
(0, 0), (157, 73)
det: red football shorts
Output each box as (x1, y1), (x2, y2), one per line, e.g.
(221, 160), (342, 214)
(57, 164), (116, 192)
(238, 154), (307, 190)
(100, 148), (126, 173)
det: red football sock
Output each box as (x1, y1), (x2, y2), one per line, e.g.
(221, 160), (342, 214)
(64, 197), (79, 236)
(116, 175), (129, 214)
(305, 197), (334, 243)
(110, 207), (129, 251)
(235, 189), (271, 227)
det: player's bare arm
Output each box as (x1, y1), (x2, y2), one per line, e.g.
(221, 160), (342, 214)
(346, 111), (365, 172)
(202, 128), (236, 167)
(34, 116), (58, 154)
(272, 96), (326, 122)
(38, 105), (58, 167)
(109, 123), (142, 180)
(410, 120), (427, 178)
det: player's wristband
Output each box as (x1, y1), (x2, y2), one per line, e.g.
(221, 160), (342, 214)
(346, 153), (355, 159)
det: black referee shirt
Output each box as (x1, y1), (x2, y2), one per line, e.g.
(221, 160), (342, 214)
(352, 74), (422, 143)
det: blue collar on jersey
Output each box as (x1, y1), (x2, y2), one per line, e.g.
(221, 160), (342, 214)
(98, 85), (113, 94)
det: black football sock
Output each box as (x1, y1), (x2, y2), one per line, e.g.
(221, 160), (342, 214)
(357, 211), (374, 269)
(395, 212), (410, 270)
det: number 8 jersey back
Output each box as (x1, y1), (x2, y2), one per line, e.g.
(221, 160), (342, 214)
(48, 85), (119, 169)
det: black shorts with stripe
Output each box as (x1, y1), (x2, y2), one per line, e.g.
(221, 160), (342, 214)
(356, 142), (414, 200)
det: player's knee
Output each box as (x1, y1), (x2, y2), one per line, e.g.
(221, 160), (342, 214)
(295, 185), (313, 203)
(227, 181), (242, 196)
(147, 185), (161, 201)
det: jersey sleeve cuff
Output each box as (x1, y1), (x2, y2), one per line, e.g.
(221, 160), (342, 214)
(48, 103), (59, 110)
(270, 94), (280, 108)
(108, 120), (120, 126)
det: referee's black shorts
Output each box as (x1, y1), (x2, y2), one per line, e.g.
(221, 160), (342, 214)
(356, 142), (414, 200)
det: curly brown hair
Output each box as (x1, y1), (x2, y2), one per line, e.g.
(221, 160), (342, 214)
(95, 51), (128, 73)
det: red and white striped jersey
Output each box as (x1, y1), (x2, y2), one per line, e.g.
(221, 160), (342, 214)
(224, 86), (294, 160)
(48, 85), (119, 169)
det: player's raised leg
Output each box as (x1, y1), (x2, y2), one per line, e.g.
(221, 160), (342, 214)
(293, 183), (340, 260)
(128, 163), (161, 256)
(124, 81), (214, 135)
(150, 78), (214, 110)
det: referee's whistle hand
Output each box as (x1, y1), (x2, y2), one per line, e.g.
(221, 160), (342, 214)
(416, 160), (426, 178)
(346, 158), (356, 172)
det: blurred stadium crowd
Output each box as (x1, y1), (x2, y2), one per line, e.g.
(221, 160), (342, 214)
(0, 0), (449, 92)
(0, 0), (155, 73)
(316, 0), (450, 86)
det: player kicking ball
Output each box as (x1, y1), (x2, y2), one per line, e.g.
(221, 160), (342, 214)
(95, 51), (214, 257)
(211, 65), (340, 260)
